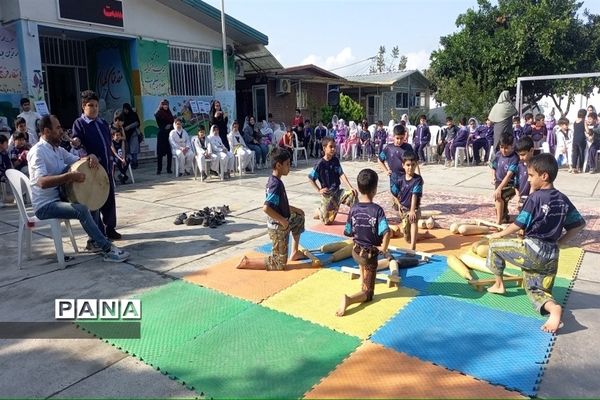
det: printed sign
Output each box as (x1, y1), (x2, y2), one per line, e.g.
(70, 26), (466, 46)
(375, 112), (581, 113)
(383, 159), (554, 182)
(58, 0), (124, 28)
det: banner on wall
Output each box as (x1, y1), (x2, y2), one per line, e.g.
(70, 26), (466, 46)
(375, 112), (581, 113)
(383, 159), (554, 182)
(212, 50), (235, 92)
(137, 40), (169, 96)
(0, 26), (22, 94)
(95, 47), (132, 121)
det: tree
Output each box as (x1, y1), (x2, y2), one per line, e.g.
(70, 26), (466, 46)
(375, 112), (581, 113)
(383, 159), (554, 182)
(428, 0), (600, 119)
(321, 93), (364, 123)
(370, 45), (408, 74)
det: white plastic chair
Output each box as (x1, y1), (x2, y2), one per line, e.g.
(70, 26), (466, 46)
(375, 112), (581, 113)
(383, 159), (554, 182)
(233, 150), (255, 177)
(454, 146), (470, 168)
(292, 132), (308, 167)
(5, 169), (78, 268)
(426, 125), (440, 163)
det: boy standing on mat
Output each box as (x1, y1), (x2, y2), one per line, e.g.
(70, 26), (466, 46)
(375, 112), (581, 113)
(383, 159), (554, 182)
(309, 137), (358, 225)
(236, 148), (306, 270)
(391, 151), (424, 251)
(336, 168), (391, 317)
(486, 154), (586, 333)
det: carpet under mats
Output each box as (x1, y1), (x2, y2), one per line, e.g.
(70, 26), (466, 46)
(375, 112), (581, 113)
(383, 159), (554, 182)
(153, 304), (361, 399)
(429, 268), (572, 319)
(184, 251), (319, 303)
(263, 269), (417, 339)
(304, 341), (524, 399)
(371, 295), (553, 396)
(78, 280), (250, 366)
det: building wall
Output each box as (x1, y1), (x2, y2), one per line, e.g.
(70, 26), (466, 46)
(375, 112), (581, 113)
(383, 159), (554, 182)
(268, 81), (328, 126)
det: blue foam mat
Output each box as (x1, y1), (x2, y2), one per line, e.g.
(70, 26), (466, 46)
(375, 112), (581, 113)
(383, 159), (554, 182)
(371, 295), (552, 396)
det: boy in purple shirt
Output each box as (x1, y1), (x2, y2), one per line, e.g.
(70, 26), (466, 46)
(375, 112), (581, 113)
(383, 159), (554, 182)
(445, 117), (469, 165)
(512, 116), (523, 141)
(308, 137), (357, 225)
(531, 114), (548, 149)
(522, 113), (534, 138)
(515, 136), (534, 211)
(391, 151), (423, 250)
(236, 148), (306, 270)
(487, 154), (585, 333)
(490, 134), (519, 224)
(413, 114), (431, 163)
(336, 168), (390, 317)
(375, 120), (387, 155)
(378, 125), (417, 197)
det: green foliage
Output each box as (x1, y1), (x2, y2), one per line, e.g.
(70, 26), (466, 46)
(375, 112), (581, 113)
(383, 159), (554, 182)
(339, 93), (364, 122)
(370, 45), (408, 74)
(429, 0), (600, 117)
(320, 105), (334, 125)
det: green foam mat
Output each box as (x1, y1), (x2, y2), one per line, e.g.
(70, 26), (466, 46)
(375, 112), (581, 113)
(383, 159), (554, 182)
(428, 269), (571, 320)
(78, 280), (251, 365)
(154, 305), (361, 399)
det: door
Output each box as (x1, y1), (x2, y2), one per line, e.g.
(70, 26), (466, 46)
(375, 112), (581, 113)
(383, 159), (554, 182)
(46, 66), (84, 129)
(252, 85), (268, 122)
(367, 95), (380, 124)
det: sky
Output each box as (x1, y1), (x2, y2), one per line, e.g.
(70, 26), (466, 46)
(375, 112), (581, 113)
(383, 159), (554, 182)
(203, 0), (600, 76)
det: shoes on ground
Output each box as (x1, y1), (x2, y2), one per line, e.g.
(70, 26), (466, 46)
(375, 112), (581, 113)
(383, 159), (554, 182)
(174, 213), (188, 225)
(103, 245), (129, 262)
(86, 240), (104, 253)
(107, 229), (122, 240)
(185, 213), (204, 225)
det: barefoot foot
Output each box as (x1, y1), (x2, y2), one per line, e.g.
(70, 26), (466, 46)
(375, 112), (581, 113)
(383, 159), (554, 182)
(289, 250), (307, 261)
(541, 304), (562, 333)
(235, 255), (249, 269)
(335, 295), (349, 317)
(486, 282), (506, 294)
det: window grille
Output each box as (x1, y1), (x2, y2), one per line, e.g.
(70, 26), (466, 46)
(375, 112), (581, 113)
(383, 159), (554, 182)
(296, 88), (307, 109)
(395, 92), (409, 108)
(40, 36), (87, 67)
(168, 46), (213, 96)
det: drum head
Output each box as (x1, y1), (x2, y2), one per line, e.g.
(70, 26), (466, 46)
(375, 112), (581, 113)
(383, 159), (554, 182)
(68, 159), (110, 211)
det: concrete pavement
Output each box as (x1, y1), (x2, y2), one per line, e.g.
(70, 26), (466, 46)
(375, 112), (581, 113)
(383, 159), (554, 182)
(0, 159), (598, 398)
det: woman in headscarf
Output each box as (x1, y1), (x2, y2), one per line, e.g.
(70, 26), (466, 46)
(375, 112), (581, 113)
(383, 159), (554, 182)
(209, 100), (229, 151)
(488, 90), (517, 152)
(242, 115), (268, 169)
(341, 121), (359, 159)
(154, 99), (174, 174)
(122, 103), (141, 169)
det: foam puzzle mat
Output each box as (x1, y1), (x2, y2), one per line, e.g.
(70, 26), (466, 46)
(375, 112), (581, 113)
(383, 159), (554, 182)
(78, 226), (585, 398)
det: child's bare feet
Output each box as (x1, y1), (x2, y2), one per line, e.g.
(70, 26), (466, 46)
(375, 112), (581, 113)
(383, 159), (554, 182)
(289, 250), (307, 261)
(335, 295), (349, 317)
(235, 255), (249, 269)
(313, 210), (320, 220)
(486, 282), (506, 294)
(541, 302), (562, 333)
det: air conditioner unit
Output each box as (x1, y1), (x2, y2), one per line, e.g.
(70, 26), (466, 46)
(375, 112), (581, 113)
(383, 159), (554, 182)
(235, 60), (245, 79)
(276, 78), (291, 94)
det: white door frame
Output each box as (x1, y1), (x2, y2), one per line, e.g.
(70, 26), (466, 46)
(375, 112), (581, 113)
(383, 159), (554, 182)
(252, 84), (268, 121)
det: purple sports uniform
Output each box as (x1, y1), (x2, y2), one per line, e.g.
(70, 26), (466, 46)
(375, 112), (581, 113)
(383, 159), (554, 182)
(344, 202), (389, 250)
(391, 173), (424, 210)
(491, 151), (519, 186)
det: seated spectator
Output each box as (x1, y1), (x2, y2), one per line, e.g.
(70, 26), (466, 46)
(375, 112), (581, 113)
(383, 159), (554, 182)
(169, 118), (194, 176)
(228, 120), (254, 171)
(10, 131), (30, 175)
(111, 128), (130, 184)
(279, 126), (294, 159)
(208, 125), (234, 179)
(0, 134), (12, 182)
(191, 126), (215, 180)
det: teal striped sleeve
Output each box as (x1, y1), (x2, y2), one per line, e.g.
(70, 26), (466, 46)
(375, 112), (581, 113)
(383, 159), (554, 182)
(515, 210), (532, 229)
(564, 208), (584, 230)
(378, 217), (390, 237)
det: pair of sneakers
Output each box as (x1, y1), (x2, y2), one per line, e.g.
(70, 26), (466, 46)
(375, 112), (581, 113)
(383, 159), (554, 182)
(86, 241), (129, 262)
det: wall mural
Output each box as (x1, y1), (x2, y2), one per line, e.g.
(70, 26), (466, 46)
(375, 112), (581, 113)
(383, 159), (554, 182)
(137, 40), (169, 97)
(94, 45), (133, 122)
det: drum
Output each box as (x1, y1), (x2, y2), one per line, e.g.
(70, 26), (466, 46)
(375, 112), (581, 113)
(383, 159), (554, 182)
(61, 159), (110, 211)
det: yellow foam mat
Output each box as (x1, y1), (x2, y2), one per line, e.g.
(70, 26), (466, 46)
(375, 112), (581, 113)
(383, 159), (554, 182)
(263, 269), (418, 339)
(556, 246), (584, 280)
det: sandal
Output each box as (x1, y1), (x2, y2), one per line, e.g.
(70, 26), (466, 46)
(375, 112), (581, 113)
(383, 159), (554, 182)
(174, 213), (188, 225)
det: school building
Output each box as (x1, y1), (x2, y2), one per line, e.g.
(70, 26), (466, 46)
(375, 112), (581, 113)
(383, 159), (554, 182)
(0, 0), (270, 152)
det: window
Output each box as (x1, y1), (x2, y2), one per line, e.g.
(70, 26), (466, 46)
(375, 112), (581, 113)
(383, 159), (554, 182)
(413, 91), (425, 107)
(296, 88), (307, 109)
(395, 92), (409, 108)
(168, 46), (213, 96)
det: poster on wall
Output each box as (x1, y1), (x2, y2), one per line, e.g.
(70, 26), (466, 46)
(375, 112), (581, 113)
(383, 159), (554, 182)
(215, 90), (236, 124)
(189, 100), (199, 114)
(34, 101), (49, 116)
(212, 50), (235, 92)
(137, 40), (169, 96)
(95, 46), (132, 122)
(0, 26), (22, 94)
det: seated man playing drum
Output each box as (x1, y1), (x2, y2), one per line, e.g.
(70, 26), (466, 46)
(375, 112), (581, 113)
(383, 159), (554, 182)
(27, 115), (129, 262)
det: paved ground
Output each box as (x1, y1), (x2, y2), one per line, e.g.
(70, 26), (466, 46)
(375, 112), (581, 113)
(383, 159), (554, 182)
(0, 158), (598, 398)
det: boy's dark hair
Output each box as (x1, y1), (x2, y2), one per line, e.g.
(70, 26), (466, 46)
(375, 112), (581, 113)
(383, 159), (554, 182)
(321, 136), (335, 148)
(529, 153), (558, 182)
(114, 111), (124, 122)
(499, 133), (514, 146)
(357, 168), (378, 195)
(295, 108), (301, 113)
(377, 120), (383, 126)
(270, 147), (290, 169)
(327, 122), (333, 129)
(174, 117), (183, 123)
(14, 117), (26, 127)
(516, 136), (534, 153)
(534, 113), (545, 122)
(112, 129), (122, 137)
(523, 112), (534, 121)
(419, 114), (427, 120)
(393, 124), (406, 136)
(80, 90), (99, 106)
(402, 150), (418, 163)
(199, 125), (206, 131)
(13, 131), (26, 141)
(588, 111), (598, 120)
(305, 119), (310, 124)
(512, 116), (520, 123)
(558, 117), (569, 126)
(577, 108), (587, 118)
(20, 98), (30, 106)
(446, 116), (453, 122)
(0, 135), (7, 145)
(459, 116), (467, 126)
(268, 113), (273, 118)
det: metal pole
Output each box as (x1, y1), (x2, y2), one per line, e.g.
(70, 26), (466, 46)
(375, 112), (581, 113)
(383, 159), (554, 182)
(515, 77), (521, 118)
(220, 0), (228, 91)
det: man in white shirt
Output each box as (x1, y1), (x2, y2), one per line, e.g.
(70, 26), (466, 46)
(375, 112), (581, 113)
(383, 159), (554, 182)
(17, 98), (41, 145)
(27, 114), (129, 262)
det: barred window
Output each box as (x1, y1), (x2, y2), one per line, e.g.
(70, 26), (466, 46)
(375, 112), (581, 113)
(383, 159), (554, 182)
(169, 46), (213, 96)
(395, 92), (409, 108)
(296, 88), (307, 109)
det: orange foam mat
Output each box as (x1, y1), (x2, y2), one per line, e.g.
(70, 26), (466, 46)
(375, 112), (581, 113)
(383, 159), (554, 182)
(304, 341), (524, 399)
(307, 211), (348, 236)
(184, 251), (320, 303)
(390, 227), (482, 258)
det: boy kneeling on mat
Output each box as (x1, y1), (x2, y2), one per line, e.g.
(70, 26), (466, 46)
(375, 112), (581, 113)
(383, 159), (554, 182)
(391, 151), (424, 251)
(236, 148), (306, 270)
(336, 168), (391, 317)
(486, 154), (585, 333)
